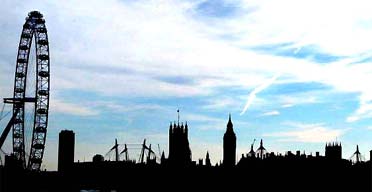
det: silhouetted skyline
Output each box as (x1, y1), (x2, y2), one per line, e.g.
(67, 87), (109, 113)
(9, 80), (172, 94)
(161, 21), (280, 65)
(2, 115), (372, 191)
(1, 0), (372, 176)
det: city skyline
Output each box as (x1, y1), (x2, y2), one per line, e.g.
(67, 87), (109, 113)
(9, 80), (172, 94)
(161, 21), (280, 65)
(2, 0), (372, 170)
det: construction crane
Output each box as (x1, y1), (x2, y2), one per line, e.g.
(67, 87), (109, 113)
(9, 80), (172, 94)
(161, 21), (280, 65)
(138, 139), (157, 163)
(119, 144), (129, 161)
(106, 138), (159, 164)
(105, 139), (120, 161)
(139, 139), (146, 163)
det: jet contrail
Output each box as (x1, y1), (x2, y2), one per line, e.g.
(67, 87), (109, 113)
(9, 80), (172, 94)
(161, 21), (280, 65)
(240, 74), (281, 115)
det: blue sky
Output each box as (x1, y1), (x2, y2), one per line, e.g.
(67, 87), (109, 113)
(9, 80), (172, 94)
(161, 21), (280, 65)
(1, 0), (372, 170)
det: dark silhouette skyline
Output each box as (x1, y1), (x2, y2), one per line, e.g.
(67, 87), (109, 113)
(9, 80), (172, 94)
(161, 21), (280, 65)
(1, 9), (372, 192)
(2, 114), (372, 192)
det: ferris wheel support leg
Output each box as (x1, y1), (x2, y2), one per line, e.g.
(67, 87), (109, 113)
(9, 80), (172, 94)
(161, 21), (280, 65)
(0, 113), (17, 150)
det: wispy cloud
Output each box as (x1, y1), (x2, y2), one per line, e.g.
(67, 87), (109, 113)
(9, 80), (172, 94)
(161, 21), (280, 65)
(346, 96), (372, 122)
(260, 110), (280, 117)
(279, 95), (317, 108)
(92, 101), (165, 113)
(50, 99), (99, 116)
(264, 122), (348, 143)
(182, 112), (249, 130)
(240, 74), (280, 115)
(183, 113), (224, 122)
(202, 96), (241, 110)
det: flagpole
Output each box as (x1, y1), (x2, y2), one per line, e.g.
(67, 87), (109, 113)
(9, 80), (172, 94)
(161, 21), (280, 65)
(177, 109), (180, 125)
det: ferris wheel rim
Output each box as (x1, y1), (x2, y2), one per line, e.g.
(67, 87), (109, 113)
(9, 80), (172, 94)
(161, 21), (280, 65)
(12, 11), (50, 171)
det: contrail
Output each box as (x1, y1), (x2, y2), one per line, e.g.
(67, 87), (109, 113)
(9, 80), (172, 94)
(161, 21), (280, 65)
(240, 73), (281, 115)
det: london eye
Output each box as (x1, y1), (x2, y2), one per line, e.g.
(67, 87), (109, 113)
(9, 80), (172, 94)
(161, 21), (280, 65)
(0, 11), (50, 171)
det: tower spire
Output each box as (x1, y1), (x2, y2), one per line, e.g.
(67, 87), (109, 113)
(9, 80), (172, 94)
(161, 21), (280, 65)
(227, 113), (233, 132)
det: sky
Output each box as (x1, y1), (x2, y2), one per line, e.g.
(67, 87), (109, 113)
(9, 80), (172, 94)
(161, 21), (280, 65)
(1, 0), (372, 170)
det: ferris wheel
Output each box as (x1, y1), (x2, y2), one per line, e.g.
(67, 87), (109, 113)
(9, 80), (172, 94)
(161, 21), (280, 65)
(0, 11), (50, 171)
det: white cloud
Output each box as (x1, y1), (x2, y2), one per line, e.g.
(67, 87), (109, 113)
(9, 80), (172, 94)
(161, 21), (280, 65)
(202, 97), (241, 110)
(182, 112), (249, 130)
(260, 110), (280, 116)
(281, 104), (294, 108)
(279, 95), (318, 108)
(50, 99), (99, 116)
(346, 101), (372, 123)
(233, 0), (372, 55)
(240, 74), (280, 115)
(264, 121), (348, 143)
(182, 113), (226, 130)
(92, 101), (165, 113)
(2, 0), (372, 114)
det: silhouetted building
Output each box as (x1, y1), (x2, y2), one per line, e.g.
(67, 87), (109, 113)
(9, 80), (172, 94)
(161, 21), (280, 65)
(93, 154), (104, 163)
(198, 159), (203, 166)
(58, 130), (75, 172)
(223, 114), (236, 166)
(247, 142), (256, 157)
(205, 151), (211, 167)
(325, 142), (342, 160)
(168, 122), (191, 166)
(4, 154), (23, 169)
(256, 139), (267, 159)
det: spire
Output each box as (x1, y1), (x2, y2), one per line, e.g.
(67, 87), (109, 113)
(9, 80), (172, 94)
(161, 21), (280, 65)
(260, 139), (263, 147)
(228, 113), (232, 125)
(205, 151), (211, 167)
(353, 145), (362, 163)
(256, 139), (267, 159)
(161, 150), (166, 164)
(161, 151), (165, 159)
(226, 113), (233, 132)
